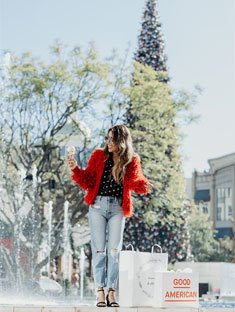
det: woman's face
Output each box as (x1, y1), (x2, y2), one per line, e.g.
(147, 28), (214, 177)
(106, 131), (118, 153)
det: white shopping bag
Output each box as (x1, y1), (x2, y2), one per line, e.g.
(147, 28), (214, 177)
(119, 244), (168, 307)
(153, 271), (199, 308)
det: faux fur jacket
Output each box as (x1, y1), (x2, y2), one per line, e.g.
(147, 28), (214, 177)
(71, 148), (150, 217)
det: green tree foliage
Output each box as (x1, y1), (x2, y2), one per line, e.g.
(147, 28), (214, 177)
(187, 204), (220, 261)
(188, 205), (235, 262)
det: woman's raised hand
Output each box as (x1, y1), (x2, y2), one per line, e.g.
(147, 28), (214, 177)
(67, 154), (77, 170)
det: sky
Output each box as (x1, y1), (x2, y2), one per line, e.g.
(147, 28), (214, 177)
(0, 0), (234, 178)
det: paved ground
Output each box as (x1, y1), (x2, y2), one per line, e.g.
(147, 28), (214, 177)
(0, 306), (234, 312)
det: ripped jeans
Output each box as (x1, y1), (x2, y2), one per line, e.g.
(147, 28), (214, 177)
(88, 195), (125, 290)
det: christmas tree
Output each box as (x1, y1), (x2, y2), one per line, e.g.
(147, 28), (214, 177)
(123, 0), (190, 263)
(135, 0), (169, 82)
(123, 63), (190, 262)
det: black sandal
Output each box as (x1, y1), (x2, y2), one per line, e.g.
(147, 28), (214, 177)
(106, 289), (120, 307)
(96, 289), (107, 307)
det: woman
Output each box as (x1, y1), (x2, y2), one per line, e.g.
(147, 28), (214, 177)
(67, 124), (151, 307)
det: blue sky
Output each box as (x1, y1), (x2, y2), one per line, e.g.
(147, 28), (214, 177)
(0, 0), (234, 177)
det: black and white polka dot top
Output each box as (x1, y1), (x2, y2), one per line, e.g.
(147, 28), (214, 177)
(97, 155), (123, 198)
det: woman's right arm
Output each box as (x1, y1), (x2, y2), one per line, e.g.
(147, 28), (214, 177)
(67, 150), (98, 190)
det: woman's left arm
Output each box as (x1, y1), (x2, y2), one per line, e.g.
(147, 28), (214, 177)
(126, 155), (152, 194)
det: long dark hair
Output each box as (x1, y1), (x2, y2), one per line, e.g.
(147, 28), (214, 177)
(103, 124), (134, 184)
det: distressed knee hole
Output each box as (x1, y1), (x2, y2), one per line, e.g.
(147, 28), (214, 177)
(96, 250), (105, 256)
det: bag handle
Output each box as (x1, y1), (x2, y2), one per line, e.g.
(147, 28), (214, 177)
(125, 243), (135, 251)
(151, 244), (162, 253)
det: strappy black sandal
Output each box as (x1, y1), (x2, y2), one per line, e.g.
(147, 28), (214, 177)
(106, 288), (120, 307)
(96, 289), (107, 307)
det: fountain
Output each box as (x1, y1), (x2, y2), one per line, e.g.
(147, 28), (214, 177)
(79, 246), (85, 301)
(47, 201), (53, 277)
(14, 167), (26, 294)
(41, 201), (54, 278)
(62, 200), (72, 296)
(0, 54), (97, 308)
(0, 147), (234, 310)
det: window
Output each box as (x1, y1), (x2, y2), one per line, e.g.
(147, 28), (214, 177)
(216, 187), (232, 221)
(217, 207), (222, 221)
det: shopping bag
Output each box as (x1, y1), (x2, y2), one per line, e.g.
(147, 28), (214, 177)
(119, 244), (168, 307)
(153, 271), (199, 308)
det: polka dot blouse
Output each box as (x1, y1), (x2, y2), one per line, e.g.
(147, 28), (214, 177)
(97, 155), (123, 198)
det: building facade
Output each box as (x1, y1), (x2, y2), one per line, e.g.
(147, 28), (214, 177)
(191, 153), (235, 238)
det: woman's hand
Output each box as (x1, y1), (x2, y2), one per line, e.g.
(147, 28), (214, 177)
(67, 155), (77, 170)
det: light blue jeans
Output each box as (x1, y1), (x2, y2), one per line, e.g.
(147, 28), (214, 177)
(88, 195), (125, 290)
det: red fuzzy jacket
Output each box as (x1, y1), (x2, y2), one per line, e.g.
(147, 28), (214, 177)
(71, 148), (150, 217)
